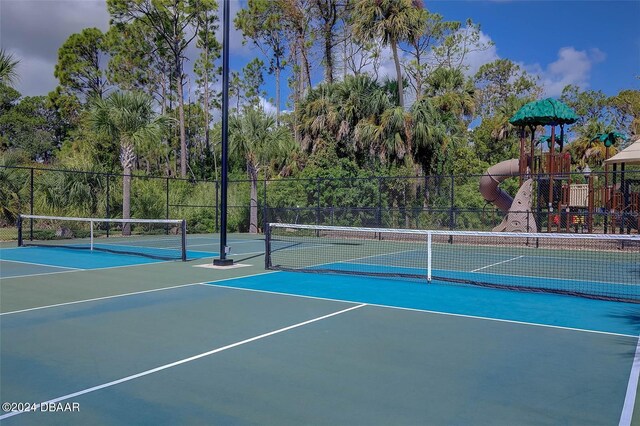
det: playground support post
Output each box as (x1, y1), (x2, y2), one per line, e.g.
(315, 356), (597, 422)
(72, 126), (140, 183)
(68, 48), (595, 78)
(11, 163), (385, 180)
(587, 174), (594, 233)
(547, 125), (556, 232)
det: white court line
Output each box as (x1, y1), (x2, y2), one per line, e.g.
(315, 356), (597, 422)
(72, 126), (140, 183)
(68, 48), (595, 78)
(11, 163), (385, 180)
(0, 250), (261, 280)
(346, 259), (633, 287)
(471, 256), (524, 272)
(619, 336), (640, 426)
(203, 281), (638, 338)
(0, 268), (86, 280)
(0, 258), (82, 270)
(0, 258), (180, 280)
(0, 303), (366, 421)
(0, 272), (277, 315)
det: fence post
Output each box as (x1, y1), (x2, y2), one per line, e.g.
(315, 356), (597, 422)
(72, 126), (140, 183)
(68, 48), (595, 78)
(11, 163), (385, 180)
(29, 167), (34, 240)
(166, 178), (170, 235)
(378, 177), (383, 227)
(215, 180), (219, 233)
(449, 175), (455, 243)
(263, 178), (268, 234)
(316, 178), (321, 226)
(106, 173), (110, 237)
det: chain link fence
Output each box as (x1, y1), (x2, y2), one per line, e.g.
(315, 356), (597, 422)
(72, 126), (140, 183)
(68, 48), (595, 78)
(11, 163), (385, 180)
(1, 165), (638, 241)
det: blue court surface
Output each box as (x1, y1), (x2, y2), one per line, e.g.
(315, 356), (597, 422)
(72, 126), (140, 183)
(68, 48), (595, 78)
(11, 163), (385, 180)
(209, 271), (640, 336)
(0, 244), (219, 277)
(1, 238), (640, 424)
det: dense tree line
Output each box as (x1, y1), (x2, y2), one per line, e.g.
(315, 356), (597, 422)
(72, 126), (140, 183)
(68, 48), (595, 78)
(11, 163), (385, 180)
(1, 0), (639, 232)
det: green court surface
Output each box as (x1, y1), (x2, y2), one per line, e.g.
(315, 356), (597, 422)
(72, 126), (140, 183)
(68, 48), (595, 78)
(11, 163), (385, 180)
(1, 233), (640, 425)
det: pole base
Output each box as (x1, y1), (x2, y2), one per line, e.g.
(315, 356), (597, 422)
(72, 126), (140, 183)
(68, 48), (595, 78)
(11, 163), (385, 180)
(213, 258), (234, 266)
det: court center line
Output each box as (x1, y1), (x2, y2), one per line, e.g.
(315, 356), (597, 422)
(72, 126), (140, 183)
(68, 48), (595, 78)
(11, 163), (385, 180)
(203, 281), (637, 338)
(0, 271), (277, 315)
(471, 256), (524, 272)
(0, 303), (366, 421)
(619, 335), (640, 426)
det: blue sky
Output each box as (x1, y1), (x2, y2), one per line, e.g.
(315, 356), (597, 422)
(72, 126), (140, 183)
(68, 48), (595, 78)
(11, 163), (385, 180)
(232, 0), (640, 112)
(427, 0), (639, 97)
(2, 0), (638, 110)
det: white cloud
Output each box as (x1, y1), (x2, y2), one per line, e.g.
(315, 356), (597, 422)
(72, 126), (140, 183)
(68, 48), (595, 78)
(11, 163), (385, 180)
(1, 0), (110, 96)
(527, 47), (606, 97)
(1, 0), (252, 97)
(461, 31), (499, 77)
(435, 27), (606, 98)
(259, 96), (278, 115)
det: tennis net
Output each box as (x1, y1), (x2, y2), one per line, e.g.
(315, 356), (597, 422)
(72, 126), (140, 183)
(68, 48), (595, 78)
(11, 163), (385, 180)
(18, 214), (187, 261)
(265, 223), (640, 303)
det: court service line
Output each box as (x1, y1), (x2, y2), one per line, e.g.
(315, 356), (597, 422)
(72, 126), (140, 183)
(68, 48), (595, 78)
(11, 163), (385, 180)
(0, 271), (277, 316)
(0, 303), (366, 421)
(471, 256), (524, 272)
(0, 258), (83, 270)
(619, 336), (640, 426)
(203, 281), (638, 338)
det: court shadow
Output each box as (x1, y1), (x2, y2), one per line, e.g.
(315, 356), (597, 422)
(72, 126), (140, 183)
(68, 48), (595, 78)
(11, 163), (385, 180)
(608, 307), (640, 359)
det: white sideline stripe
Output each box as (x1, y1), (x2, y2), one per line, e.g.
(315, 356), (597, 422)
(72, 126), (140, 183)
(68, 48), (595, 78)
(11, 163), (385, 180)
(204, 281), (637, 338)
(0, 258), (82, 270)
(0, 259), (179, 280)
(619, 336), (640, 426)
(0, 272), (277, 315)
(471, 256), (524, 272)
(0, 268), (85, 280)
(0, 303), (366, 421)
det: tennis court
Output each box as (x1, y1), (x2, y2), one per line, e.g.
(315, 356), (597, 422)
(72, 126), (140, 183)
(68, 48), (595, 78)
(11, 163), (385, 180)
(1, 227), (640, 425)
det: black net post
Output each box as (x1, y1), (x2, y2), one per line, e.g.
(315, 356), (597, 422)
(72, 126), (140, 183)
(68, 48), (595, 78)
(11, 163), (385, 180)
(264, 223), (271, 269)
(17, 215), (23, 247)
(29, 167), (34, 240)
(181, 219), (187, 261)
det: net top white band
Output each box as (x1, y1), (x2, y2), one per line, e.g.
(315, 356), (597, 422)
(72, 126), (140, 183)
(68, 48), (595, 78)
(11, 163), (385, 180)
(20, 214), (184, 225)
(269, 223), (640, 241)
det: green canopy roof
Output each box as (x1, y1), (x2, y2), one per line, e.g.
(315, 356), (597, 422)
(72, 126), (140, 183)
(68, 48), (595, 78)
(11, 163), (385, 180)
(594, 132), (627, 147)
(509, 98), (579, 127)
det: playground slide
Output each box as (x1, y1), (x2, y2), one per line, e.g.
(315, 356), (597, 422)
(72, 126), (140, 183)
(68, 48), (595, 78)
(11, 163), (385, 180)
(480, 159), (537, 232)
(479, 159), (519, 213)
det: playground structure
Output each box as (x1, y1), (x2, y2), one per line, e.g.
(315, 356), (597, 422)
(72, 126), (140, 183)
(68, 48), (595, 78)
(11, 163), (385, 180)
(480, 98), (640, 234)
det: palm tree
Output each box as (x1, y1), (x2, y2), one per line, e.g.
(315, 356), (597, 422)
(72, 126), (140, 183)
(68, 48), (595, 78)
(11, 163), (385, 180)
(424, 67), (475, 123)
(229, 108), (295, 233)
(0, 49), (20, 87)
(0, 151), (27, 224)
(352, 0), (422, 109)
(88, 91), (171, 234)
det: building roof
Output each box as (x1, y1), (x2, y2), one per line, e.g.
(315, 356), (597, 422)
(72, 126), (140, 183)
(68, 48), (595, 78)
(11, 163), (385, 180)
(604, 139), (640, 165)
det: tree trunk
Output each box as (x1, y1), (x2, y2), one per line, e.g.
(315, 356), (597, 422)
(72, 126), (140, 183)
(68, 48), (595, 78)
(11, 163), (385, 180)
(248, 162), (259, 234)
(177, 59), (187, 178)
(299, 35), (312, 96)
(275, 61), (281, 125)
(203, 40), (210, 176)
(120, 141), (135, 236)
(391, 40), (404, 109)
(323, 24), (333, 84)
